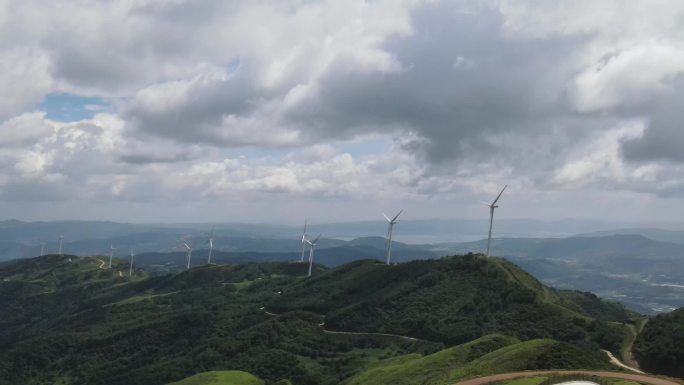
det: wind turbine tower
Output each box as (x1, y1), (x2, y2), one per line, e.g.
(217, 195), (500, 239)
(383, 210), (403, 265)
(129, 250), (135, 277)
(300, 219), (308, 262)
(109, 244), (115, 268)
(485, 185), (507, 257)
(183, 242), (193, 270)
(305, 234), (321, 277)
(207, 227), (214, 264)
(40, 242), (45, 256)
(58, 235), (64, 255)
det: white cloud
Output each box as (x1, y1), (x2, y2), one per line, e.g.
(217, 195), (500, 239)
(1, 0), (684, 222)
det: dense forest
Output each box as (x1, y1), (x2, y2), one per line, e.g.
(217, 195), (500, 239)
(634, 307), (684, 377)
(0, 254), (639, 384)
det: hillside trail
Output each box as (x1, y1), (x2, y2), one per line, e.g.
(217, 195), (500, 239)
(452, 371), (682, 385)
(622, 319), (648, 370)
(261, 308), (422, 341)
(321, 328), (419, 341)
(96, 258), (105, 269)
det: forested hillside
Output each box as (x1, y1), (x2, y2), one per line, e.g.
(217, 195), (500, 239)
(0, 254), (634, 385)
(634, 308), (684, 377)
(270, 255), (633, 348)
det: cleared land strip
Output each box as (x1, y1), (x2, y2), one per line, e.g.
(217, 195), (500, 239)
(452, 371), (683, 385)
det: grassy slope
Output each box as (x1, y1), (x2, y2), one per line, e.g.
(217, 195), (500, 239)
(344, 334), (614, 385)
(166, 370), (263, 385)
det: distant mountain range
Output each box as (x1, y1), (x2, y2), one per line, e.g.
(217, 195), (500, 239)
(1, 219), (683, 260)
(1, 220), (684, 314)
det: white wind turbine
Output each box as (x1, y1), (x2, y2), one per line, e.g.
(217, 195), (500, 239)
(485, 185), (507, 257)
(206, 227), (214, 264)
(300, 219), (308, 262)
(383, 210), (403, 265)
(40, 242), (46, 256)
(58, 235), (64, 255)
(305, 234), (321, 277)
(128, 250), (135, 277)
(109, 244), (115, 268)
(183, 242), (193, 270)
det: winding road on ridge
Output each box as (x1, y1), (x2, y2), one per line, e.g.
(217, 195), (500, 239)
(261, 307), (424, 341)
(452, 371), (682, 385)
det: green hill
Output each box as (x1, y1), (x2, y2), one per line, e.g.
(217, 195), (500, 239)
(166, 370), (263, 385)
(269, 255), (632, 348)
(0, 254), (630, 385)
(633, 307), (684, 377)
(344, 334), (612, 385)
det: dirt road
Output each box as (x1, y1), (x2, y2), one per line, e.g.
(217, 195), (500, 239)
(602, 349), (644, 374)
(452, 371), (682, 385)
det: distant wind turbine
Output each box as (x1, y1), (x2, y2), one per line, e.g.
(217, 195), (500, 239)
(109, 244), (115, 268)
(207, 227), (214, 264)
(305, 234), (321, 277)
(183, 242), (193, 270)
(58, 235), (64, 255)
(300, 219), (308, 262)
(383, 210), (403, 265)
(485, 185), (507, 257)
(40, 242), (45, 256)
(128, 250), (135, 277)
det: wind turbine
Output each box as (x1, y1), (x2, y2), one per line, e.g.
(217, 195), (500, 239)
(58, 235), (64, 255)
(206, 227), (214, 264)
(305, 234), (321, 277)
(108, 244), (115, 268)
(40, 242), (45, 256)
(485, 185), (507, 257)
(183, 242), (193, 270)
(383, 210), (403, 265)
(128, 250), (135, 277)
(300, 219), (308, 262)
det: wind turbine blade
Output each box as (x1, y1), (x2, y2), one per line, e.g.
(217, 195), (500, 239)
(183, 242), (191, 250)
(492, 185), (507, 205)
(391, 209), (403, 222)
(312, 234), (321, 244)
(382, 213), (391, 222)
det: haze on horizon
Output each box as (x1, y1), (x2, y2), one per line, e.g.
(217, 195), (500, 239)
(1, 1), (683, 225)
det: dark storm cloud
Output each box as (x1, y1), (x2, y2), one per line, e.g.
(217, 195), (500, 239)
(284, 2), (588, 167)
(621, 82), (684, 163)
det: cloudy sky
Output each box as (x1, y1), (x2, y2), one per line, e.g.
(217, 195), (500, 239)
(1, 0), (683, 224)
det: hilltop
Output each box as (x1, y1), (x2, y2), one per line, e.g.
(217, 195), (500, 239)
(166, 370), (263, 385)
(269, 255), (633, 347)
(0, 254), (638, 385)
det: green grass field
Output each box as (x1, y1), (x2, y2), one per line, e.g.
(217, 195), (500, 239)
(166, 370), (263, 385)
(343, 335), (613, 385)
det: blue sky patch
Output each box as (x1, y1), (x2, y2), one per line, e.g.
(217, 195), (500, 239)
(37, 93), (111, 122)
